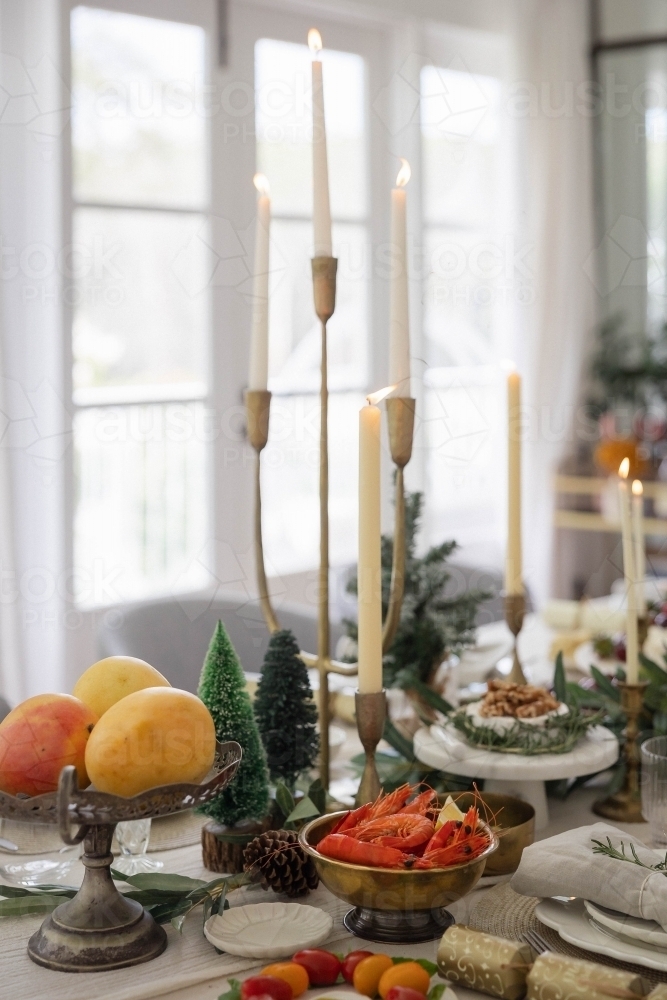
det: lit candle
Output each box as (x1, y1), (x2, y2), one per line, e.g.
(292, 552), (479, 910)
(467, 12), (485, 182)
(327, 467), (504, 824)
(632, 479), (646, 620)
(308, 29), (332, 258)
(248, 173), (270, 391)
(505, 371), (522, 596)
(619, 459), (639, 684)
(358, 386), (393, 694)
(389, 159), (411, 396)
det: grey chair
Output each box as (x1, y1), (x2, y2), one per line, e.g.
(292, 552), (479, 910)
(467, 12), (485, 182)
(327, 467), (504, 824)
(97, 594), (346, 693)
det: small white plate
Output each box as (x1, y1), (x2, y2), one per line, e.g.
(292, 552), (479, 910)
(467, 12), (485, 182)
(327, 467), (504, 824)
(536, 897), (667, 973)
(584, 900), (667, 949)
(204, 901), (333, 958)
(465, 699), (568, 733)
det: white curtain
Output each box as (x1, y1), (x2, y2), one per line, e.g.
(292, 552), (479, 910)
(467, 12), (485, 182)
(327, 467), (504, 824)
(0, 0), (68, 702)
(510, 0), (597, 607)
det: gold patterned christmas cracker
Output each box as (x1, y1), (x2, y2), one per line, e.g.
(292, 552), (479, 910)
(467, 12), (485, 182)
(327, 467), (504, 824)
(526, 952), (649, 1000)
(437, 925), (531, 999)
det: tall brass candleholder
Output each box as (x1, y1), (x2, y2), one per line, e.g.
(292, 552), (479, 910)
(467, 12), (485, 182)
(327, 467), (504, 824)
(383, 397), (415, 652)
(249, 260), (416, 790)
(593, 681), (647, 823)
(504, 592), (527, 685)
(355, 691), (388, 805)
(246, 389), (279, 633)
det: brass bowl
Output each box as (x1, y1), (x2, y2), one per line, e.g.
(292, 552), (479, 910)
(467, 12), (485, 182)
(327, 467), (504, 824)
(299, 811), (498, 943)
(451, 792), (534, 876)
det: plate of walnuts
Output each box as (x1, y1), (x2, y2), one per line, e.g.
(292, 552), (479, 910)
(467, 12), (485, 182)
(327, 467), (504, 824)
(465, 680), (569, 733)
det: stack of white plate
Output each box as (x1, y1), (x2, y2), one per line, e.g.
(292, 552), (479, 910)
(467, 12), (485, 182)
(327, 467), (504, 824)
(203, 901), (333, 958)
(536, 897), (667, 972)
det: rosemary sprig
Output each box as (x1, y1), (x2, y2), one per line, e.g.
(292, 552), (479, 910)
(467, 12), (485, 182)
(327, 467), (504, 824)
(591, 836), (667, 873)
(450, 706), (603, 755)
(0, 868), (255, 932)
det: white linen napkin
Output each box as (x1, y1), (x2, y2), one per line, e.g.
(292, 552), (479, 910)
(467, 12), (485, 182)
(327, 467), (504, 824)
(511, 821), (667, 929)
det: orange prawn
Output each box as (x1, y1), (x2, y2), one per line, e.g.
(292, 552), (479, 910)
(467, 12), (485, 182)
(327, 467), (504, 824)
(346, 814), (434, 850)
(398, 787), (437, 815)
(316, 833), (414, 869)
(329, 784), (413, 835)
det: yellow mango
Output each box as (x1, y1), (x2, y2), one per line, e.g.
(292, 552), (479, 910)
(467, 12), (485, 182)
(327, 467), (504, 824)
(84, 687), (216, 797)
(74, 656), (170, 718)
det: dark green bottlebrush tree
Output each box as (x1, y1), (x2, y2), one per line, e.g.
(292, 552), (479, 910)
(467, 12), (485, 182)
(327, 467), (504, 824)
(254, 629), (319, 790)
(198, 620), (269, 825)
(345, 490), (489, 694)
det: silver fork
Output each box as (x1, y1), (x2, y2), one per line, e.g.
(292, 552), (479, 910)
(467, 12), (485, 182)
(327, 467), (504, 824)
(522, 928), (551, 956)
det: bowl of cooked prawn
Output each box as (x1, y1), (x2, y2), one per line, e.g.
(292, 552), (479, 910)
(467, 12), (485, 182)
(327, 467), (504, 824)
(299, 784), (497, 943)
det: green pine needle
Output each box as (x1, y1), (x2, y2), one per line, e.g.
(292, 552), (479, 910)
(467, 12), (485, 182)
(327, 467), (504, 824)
(591, 836), (667, 873)
(450, 706), (604, 755)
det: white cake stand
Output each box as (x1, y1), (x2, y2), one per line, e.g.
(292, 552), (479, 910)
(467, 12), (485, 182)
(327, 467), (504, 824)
(413, 724), (619, 830)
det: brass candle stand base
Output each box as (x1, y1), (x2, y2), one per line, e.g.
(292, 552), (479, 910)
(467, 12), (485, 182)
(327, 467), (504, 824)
(593, 681), (648, 823)
(504, 592), (527, 685)
(355, 690), (387, 806)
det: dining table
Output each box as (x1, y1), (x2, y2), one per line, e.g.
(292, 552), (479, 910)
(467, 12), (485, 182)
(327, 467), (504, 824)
(1, 782), (652, 1000)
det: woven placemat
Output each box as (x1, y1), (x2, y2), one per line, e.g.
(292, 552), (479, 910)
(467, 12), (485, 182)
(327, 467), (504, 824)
(469, 882), (667, 987)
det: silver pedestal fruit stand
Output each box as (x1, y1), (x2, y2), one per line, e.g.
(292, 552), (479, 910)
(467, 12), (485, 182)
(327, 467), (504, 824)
(0, 741), (242, 972)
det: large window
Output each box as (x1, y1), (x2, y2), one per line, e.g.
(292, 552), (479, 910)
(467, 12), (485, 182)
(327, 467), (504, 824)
(254, 37), (368, 575)
(70, 5), (211, 606)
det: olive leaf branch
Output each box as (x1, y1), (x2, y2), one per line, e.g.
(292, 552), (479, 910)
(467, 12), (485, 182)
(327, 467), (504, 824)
(0, 869), (255, 931)
(591, 837), (667, 873)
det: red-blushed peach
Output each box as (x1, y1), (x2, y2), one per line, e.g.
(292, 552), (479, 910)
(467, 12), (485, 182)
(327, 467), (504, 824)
(0, 694), (98, 796)
(84, 687), (216, 797)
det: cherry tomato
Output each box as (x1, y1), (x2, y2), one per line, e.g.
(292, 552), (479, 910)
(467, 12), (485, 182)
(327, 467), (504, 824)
(260, 963), (309, 998)
(292, 949), (342, 986)
(386, 988), (430, 1000)
(342, 950), (374, 984)
(353, 954), (394, 997)
(378, 963), (431, 999)
(242, 976), (292, 1000)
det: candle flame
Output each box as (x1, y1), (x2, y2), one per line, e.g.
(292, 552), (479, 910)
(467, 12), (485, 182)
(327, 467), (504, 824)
(367, 385), (395, 406)
(253, 172), (270, 197)
(308, 28), (322, 54)
(396, 158), (411, 188)
(619, 457), (630, 480)
(632, 479), (644, 496)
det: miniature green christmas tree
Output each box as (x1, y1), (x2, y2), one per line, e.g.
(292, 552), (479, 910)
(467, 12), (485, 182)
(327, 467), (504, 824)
(198, 620), (269, 826)
(254, 629), (319, 790)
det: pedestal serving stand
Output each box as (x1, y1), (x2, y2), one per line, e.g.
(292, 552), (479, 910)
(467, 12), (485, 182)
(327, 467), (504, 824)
(0, 741), (241, 972)
(413, 725), (618, 830)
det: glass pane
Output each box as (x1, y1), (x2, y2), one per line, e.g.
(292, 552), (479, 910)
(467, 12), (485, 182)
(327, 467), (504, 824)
(261, 392), (363, 575)
(72, 207), (207, 400)
(424, 378), (505, 566)
(255, 38), (366, 220)
(423, 226), (502, 367)
(74, 402), (208, 606)
(71, 6), (206, 209)
(421, 65), (501, 228)
(268, 219), (368, 392)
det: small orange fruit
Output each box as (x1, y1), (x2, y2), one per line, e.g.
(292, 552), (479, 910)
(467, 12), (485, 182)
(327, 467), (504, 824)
(261, 962), (309, 997)
(353, 954), (394, 997)
(378, 962), (431, 999)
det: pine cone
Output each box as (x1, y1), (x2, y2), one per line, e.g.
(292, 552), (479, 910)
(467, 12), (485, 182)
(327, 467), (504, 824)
(243, 829), (319, 898)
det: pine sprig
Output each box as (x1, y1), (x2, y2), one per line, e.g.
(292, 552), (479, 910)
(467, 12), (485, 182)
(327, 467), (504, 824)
(450, 706), (604, 755)
(0, 869), (254, 930)
(591, 836), (667, 873)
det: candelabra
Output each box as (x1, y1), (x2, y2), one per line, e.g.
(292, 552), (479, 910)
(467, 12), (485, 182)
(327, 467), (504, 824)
(593, 681), (647, 823)
(247, 258), (415, 791)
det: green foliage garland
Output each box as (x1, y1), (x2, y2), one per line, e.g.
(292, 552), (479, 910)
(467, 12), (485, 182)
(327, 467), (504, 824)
(254, 629), (319, 790)
(198, 621), (269, 826)
(345, 490), (489, 690)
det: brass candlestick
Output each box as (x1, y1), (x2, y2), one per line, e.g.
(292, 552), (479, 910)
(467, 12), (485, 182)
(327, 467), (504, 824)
(246, 390), (279, 634)
(504, 592), (527, 685)
(593, 681), (647, 823)
(250, 260), (416, 790)
(355, 690), (387, 805)
(383, 397), (415, 652)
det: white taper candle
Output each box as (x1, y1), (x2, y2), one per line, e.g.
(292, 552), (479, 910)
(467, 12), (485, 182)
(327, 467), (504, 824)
(505, 371), (522, 596)
(619, 459), (639, 684)
(309, 30), (332, 258)
(389, 159), (411, 396)
(357, 393), (386, 694)
(632, 479), (646, 620)
(249, 174), (270, 391)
